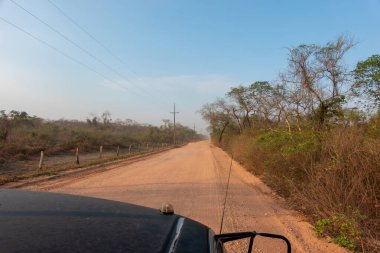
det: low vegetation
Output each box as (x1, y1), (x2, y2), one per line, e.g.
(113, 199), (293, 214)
(0, 110), (202, 163)
(201, 36), (379, 251)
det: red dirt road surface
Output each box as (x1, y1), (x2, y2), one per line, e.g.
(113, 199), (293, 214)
(24, 141), (347, 253)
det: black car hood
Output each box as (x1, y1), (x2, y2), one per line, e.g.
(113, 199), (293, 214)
(0, 189), (210, 253)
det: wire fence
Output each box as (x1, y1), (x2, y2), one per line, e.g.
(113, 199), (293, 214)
(0, 142), (176, 185)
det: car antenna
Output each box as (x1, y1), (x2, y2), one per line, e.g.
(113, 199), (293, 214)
(219, 153), (234, 234)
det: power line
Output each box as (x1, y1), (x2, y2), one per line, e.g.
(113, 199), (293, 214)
(9, 0), (150, 98)
(46, 0), (171, 107)
(47, 0), (132, 72)
(7, 0), (173, 112)
(0, 16), (139, 96)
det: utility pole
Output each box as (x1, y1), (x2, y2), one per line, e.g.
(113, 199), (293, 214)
(170, 103), (179, 145)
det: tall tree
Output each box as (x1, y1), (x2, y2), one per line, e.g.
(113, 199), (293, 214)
(286, 44), (326, 124)
(316, 35), (354, 98)
(285, 36), (354, 125)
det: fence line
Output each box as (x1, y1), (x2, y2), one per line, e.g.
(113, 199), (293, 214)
(36, 142), (175, 170)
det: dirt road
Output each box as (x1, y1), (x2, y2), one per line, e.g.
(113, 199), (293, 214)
(24, 141), (346, 253)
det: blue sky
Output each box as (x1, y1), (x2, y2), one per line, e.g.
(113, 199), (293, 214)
(1, 0), (380, 133)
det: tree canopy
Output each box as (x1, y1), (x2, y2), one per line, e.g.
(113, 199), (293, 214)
(353, 54), (380, 109)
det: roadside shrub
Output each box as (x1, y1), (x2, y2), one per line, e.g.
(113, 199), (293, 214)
(230, 133), (264, 174)
(301, 127), (380, 251)
(314, 214), (361, 251)
(0, 112), (201, 161)
(215, 123), (380, 251)
(254, 129), (319, 196)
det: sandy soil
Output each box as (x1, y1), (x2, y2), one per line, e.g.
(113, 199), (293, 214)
(23, 141), (347, 253)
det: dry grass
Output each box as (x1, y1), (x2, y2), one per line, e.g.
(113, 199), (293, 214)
(299, 127), (380, 251)
(223, 124), (380, 251)
(0, 147), (171, 186)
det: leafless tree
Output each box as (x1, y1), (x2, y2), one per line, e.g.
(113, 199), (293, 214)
(316, 35), (354, 98)
(199, 98), (233, 143)
(284, 36), (354, 125)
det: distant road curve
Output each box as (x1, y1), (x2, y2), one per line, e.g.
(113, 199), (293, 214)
(24, 141), (347, 253)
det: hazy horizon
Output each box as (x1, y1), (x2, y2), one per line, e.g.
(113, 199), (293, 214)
(1, 0), (380, 134)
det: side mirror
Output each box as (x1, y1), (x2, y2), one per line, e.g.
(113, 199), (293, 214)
(214, 231), (291, 253)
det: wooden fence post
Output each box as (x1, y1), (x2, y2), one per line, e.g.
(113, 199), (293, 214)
(116, 146), (120, 156)
(146, 143), (149, 151)
(76, 147), (80, 164)
(99, 145), (103, 158)
(38, 150), (44, 170)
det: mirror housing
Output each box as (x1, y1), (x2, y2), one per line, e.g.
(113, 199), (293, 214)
(214, 231), (291, 253)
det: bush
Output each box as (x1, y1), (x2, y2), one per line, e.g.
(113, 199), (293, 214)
(0, 111), (201, 160)
(253, 129), (319, 196)
(214, 124), (380, 251)
(314, 214), (360, 251)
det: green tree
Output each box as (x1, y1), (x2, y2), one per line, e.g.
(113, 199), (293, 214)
(353, 54), (380, 110)
(227, 85), (253, 130)
(247, 81), (274, 122)
(0, 110), (10, 142)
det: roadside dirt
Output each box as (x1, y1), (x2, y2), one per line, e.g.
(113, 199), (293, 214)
(19, 141), (347, 253)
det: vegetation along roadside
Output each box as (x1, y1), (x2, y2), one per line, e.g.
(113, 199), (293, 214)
(200, 36), (380, 252)
(0, 111), (204, 185)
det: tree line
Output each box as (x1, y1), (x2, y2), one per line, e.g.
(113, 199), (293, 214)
(201, 36), (378, 143)
(200, 35), (379, 251)
(0, 110), (203, 160)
